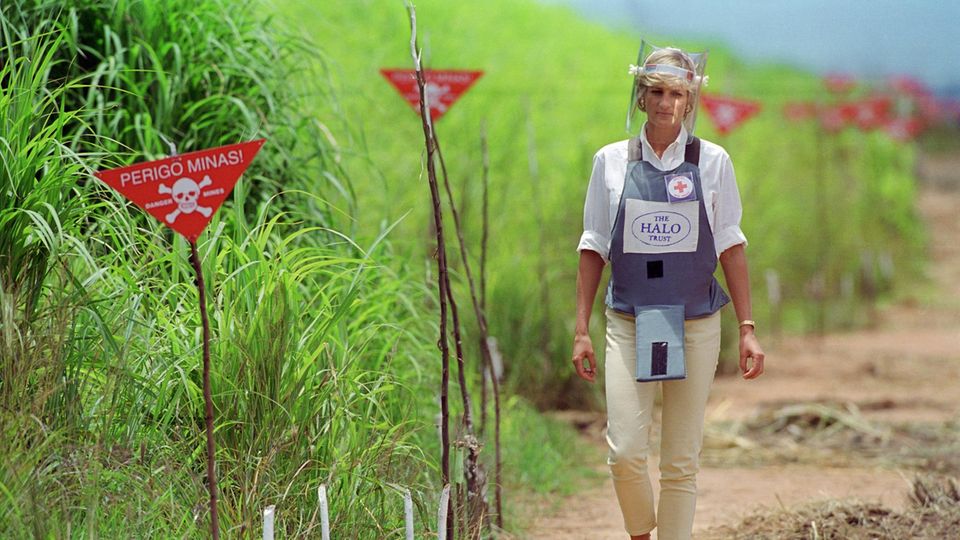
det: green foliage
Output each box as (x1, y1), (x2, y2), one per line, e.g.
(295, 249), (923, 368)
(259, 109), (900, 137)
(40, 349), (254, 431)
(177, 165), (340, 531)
(0, 1), (442, 536)
(500, 397), (598, 496)
(0, 21), (87, 423)
(498, 397), (605, 533)
(8, 0), (353, 225)
(205, 211), (436, 535)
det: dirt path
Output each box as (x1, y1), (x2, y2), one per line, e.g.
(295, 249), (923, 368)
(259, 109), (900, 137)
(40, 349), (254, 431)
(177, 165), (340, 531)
(526, 154), (960, 539)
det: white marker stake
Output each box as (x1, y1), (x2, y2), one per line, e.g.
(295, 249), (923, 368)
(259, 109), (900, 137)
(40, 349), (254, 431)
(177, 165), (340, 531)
(437, 484), (451, 540)
(487, 335), (504, 382)
(318, 484), (330, 540)
(263, 505), (275, 540)
(404, 488), (414, 540)
(765, 269), (782, 307)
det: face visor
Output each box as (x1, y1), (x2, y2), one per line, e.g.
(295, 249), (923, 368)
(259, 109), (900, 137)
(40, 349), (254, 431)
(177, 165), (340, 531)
(626, 40), (709, 142)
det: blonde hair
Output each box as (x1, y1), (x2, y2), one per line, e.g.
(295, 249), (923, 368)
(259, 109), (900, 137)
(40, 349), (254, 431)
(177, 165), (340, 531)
(634, 48), (701, 113)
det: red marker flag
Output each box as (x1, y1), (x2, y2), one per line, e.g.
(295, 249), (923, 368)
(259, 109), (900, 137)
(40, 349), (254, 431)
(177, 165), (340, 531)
(700, 94), (762, 135)
(887, 75), (929, 99)
(95, 139), (265, 241)
(883, 117), (924, 142)
(823, 73), (857, 94)
(852, 96), (893, 131)
(782, 102), (817, 122)
(818, 103), (856, 133)
(380, 69), (483, 121)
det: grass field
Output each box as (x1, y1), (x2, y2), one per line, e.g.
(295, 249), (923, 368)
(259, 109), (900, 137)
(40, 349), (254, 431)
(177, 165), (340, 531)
(0, 0), (930, 537)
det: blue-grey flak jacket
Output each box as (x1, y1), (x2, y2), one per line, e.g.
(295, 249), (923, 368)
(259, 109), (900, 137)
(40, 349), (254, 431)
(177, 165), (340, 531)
(605, 136), (730, 382)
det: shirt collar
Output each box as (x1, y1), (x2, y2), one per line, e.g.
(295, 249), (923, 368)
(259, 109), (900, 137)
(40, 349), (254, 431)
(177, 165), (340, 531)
(639, 123), (688, 169)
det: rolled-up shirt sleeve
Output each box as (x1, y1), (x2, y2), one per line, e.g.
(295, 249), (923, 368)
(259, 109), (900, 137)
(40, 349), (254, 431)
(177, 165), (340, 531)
(712, 152), (748, 256)
(577, 151), (612, 262)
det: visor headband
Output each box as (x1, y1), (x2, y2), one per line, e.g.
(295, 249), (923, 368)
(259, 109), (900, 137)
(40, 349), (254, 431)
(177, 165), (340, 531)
(628, 63), (708, 87)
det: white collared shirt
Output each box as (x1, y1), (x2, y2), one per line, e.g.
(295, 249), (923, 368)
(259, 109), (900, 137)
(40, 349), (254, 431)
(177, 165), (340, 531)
(577, 125), (747, 262)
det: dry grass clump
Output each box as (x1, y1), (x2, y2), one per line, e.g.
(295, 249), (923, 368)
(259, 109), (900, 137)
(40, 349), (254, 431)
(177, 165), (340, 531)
(699, 476), (960, 540)
(702, 402), (960, 473)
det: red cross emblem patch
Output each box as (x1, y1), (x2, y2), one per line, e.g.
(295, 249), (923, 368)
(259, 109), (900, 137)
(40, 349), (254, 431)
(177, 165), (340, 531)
(665, 173), (696, 203)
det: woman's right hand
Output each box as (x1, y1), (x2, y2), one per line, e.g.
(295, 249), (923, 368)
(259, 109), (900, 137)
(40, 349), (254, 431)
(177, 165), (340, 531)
(573, 250), (605, 384)
(572, 333), (597, 383)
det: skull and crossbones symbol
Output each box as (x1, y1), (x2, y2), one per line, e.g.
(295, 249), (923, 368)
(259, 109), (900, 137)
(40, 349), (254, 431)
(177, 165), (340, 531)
(158, 175), (214, 223)
(425, 82), (451, 113)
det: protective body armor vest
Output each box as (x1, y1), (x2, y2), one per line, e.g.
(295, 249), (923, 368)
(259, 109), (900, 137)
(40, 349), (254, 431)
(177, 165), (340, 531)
(605, 136), (730, 319)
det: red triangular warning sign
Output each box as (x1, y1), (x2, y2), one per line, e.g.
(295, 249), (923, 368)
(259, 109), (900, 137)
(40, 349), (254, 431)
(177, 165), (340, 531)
(883, 116), (924, 142)
(700, 94), (762, 135)
(380, 69), (483, 121)
(823, 73), (857, 94)
(851, 96), (893, 131)
(95, 139), (265, 242)
(817, 103), (856, 133)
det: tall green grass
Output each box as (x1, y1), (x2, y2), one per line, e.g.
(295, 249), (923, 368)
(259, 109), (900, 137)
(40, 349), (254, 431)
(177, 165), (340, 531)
(0, 22), (89, 423)
(0, 1), (453, 536)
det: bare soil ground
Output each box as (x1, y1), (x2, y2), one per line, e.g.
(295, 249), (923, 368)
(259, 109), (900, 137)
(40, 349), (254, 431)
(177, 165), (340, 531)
(525, 153), (960, 539)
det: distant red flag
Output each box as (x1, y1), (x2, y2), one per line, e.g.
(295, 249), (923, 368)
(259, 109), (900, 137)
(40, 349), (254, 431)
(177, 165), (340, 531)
(824, 73), (857, 94)
(887, 75), (929, 98)
(95, 140), (265, 241)
(852, 96), (893, 131)
(380, 69), (483, 121)
(883, 117), (923, 142)
(818, 103), (856, 133)
(700, 94), (762, 135)
(782, 102), (817, 122)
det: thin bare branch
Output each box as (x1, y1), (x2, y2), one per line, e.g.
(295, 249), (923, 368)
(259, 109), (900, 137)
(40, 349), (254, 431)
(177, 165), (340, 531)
(435, 112), (503, 532)
(407, 2), (456, 535)
(190, 241), (220, 540)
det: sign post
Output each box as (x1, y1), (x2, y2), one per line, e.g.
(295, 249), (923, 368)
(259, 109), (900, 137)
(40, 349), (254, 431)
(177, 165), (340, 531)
(95, 139), (266, 539)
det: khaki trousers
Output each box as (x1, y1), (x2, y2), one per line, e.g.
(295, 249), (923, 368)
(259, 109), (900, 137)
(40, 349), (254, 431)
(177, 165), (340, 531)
(604, 307), (721, 539)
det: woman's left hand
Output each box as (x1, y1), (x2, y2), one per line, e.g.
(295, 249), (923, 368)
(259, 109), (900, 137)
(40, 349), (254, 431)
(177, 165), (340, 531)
(739, 330), (765, 380)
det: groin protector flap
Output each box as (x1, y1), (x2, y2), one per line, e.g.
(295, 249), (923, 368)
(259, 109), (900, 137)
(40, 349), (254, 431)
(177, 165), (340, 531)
(634, 305), (686, 382)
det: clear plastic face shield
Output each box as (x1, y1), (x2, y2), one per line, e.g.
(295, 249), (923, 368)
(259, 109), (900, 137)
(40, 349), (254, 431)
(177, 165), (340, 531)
(626, 41), (709, 143)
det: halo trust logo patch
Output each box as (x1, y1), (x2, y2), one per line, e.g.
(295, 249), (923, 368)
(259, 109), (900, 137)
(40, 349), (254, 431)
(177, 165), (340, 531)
(631, 211), (692, 247)
(623, 199), (699, 254)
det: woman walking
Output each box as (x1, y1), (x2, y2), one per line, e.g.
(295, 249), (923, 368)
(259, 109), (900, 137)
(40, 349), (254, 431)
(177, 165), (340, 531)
(571, 43), (765, 540)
